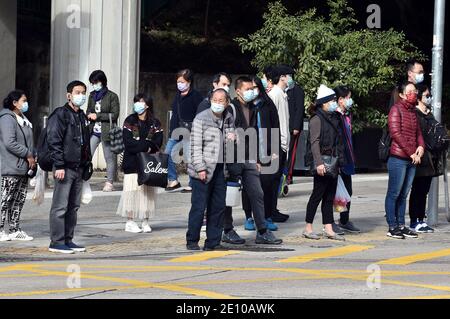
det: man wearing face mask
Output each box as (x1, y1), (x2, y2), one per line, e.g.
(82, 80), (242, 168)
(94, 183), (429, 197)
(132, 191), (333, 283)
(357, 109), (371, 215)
(47, 81), (92, 254)
(196, 73), (232, 115)
(389, 60), (425, 109)
(221, 76), (282, 245)
(267, 66), (291, 222)
(186, 89), (235, 251)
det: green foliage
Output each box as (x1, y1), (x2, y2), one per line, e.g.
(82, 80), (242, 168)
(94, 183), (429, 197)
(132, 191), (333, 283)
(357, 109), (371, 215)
(236, 0), (425, 131)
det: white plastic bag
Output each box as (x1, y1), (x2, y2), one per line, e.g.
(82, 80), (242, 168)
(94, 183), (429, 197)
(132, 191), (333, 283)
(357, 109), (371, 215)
(81, 181), (93, 205)
(334, 176), (351, 213)
(32, 167), (46, 206)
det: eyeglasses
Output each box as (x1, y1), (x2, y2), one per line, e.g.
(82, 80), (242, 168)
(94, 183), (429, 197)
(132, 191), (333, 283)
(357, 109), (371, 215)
(404, 90), (419, 94)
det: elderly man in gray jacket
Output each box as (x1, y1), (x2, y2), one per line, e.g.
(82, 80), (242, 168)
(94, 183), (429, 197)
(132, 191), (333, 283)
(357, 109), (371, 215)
(186, 89), (235, 251)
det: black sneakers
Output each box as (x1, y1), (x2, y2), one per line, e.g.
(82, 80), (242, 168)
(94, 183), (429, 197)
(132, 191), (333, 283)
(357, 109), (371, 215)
(222, 230), (246, 245)
(387, 227), (405, 239)
(186, 243), (201, 251)
(255, 230), (283, 245)
(387, 227), (419, 239)
(400, 227), (419, 238)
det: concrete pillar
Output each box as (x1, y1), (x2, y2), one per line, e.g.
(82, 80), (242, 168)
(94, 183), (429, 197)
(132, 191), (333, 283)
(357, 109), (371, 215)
(50, 0), (141, 169)
(0, 0), (17, 103)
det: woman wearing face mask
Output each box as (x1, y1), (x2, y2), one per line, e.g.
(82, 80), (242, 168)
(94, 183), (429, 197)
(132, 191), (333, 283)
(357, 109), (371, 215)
(0, 90), (35, 242)
(166, 69), (204, 192)
(385, 81), (425, 239)
(304, 85), (345, 241)
(86, 70), (121, 192)
(116, 94), (164, 234)
(333, 86), (361, 235)
(408, 84), (442, 234)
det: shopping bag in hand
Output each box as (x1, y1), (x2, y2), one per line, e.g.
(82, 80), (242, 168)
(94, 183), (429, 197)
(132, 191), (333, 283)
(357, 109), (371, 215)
(333, 176), (351, 213)
(32, 166), (46, 206)
(81, 181), (93, 205)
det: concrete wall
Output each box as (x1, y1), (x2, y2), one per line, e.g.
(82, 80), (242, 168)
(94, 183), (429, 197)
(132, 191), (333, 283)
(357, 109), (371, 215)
(0, 0), (17, 102)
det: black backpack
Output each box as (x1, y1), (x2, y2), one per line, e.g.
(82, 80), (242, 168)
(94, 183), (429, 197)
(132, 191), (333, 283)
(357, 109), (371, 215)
(378, 128), (392, 163)
(37, 109), (66, 172)
(423, 117), (450, 153)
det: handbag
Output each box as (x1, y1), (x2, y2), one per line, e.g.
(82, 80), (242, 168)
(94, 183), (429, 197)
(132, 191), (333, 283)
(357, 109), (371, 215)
(137, 152), (169, 188)
(108, 113), (125, 154)
(310, 112), (340, 178)
(177, 100), (192, 131)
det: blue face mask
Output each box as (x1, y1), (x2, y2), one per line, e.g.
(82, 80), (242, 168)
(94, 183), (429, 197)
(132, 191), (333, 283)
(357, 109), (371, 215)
(134, 102), (147, 115)
(261, 78), (269, 90)
(242, 90), (255, 103)
(93, 83), (103, 92)
(415, 73), (424, 84)
(211, 103), (225, 114)
(287, 75), (295, 90)
(345, 98), (354, 109)
(328, 101), (338, 113)
(21, 102), (29, 113)
(72, 94), (87, 107)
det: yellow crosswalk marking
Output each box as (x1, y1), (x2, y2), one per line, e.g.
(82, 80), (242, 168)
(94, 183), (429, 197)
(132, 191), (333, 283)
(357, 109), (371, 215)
(169, 251), (241, 263)
(378, 248), (450, 265)
(277, 245), (374, 263)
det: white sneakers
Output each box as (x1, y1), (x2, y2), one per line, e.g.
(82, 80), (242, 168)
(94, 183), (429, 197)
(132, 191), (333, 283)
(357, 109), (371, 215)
(0, 231), (11, 242)
(0, 230), (33, 242)
(141, 221), (152, 233)
(125, 221), (143, 233)
(103, 182), (114, 192)
(125, 220), (152, 234)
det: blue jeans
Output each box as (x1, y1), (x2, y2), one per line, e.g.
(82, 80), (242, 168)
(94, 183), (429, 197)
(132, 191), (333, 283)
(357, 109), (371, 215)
(186, 165), (226, 249)
(385, 157), (416, 229)
(165, 138), (191, 183)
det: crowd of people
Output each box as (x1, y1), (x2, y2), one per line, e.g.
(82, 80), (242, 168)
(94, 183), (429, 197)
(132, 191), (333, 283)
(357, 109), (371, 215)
(0, 59), (446, 253)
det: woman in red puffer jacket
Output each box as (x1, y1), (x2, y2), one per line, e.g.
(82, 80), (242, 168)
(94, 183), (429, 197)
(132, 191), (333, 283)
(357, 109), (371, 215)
(385, 81), (425, 240)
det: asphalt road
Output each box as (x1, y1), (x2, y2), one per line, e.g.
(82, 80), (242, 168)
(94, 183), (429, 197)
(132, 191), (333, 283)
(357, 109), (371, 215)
(1, 173), (450, 299)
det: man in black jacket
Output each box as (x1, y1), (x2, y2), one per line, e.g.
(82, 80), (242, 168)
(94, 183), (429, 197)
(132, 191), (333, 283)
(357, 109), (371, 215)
(47, 81), (92, 254)
(196, 73), (232, 115)
(222, 76), (282, 246)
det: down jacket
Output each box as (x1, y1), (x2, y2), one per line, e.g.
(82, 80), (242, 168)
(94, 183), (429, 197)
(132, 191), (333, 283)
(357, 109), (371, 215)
(388, 99), (425, 160)
(188, 108), (234, 184)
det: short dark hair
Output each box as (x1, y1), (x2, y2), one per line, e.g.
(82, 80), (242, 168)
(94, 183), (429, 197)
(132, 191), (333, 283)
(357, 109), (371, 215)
(406, 59), (423, 73)
(212, 72), (232, 85)
(176, 69), (194, 83)
(89, 70), (108, 87)
(416, 83), (430, 100)
(397, 81), (416, 94)
(271, 65), (294, 85)
(334, 86), (352, 99)
(67, 81), (87, 94)
(263, 66), (274, 80)
(3, 90), (26, 111)
(133, 93), (154, 108)
(235, 76), (253, 90)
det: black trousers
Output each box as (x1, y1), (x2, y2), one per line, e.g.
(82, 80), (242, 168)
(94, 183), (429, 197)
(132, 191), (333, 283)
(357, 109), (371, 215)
(306, 175), (338, 225)
(339, 173), (353, 225)
(409, 175), (433, 225)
